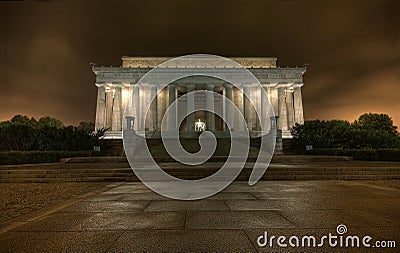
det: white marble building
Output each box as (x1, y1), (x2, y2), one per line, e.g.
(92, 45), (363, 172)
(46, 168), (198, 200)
(92, 57), (306, 139)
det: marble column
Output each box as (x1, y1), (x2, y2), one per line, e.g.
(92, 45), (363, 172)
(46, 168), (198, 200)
(286, 89), (295, 128)
(95, 86), (106, 131)
(243, 85), (251, 130)
(120, 85), (129, 115)
(187, 84), (195, 132)
(134, 85), (140, 130)
(112, 86), (122, 131)
(224, 83), (233, 131)
(268, 85), (279, 117)
(206, 84), (215, 131)
(260, 85), (266, 131)
(157, 85), (165, 130)
(143, 85), (153, 131)
(105, 88), (114, 128)
(294, 86), (304, 124)
(168, 84), (177, 131)
(150, 85), (158, 131)
(234, 87), (244, 131)
(277, 86), (288, 131)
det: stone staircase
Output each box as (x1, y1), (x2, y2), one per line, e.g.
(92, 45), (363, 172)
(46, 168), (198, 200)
(0, 164), (135, 183)
(140, 162), (400, 181)
(1, 156), (400, 182)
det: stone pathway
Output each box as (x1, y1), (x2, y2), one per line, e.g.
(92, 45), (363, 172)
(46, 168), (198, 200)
(0, 181), (399, 252)
(0, 182), (107, 221)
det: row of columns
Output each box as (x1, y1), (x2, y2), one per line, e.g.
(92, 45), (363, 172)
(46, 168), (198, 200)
(165, 84), (216, 132)
(95, 83), (304, 133)
(276, 85), (304, 131)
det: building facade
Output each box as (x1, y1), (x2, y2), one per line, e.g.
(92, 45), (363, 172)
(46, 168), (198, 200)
(92, 57), (306, 139)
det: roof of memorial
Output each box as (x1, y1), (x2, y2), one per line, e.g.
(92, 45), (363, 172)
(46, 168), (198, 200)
(120, 56), (278, 68)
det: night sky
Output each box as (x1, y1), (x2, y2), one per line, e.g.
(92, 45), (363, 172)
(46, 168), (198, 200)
(0, 0), (399, 126)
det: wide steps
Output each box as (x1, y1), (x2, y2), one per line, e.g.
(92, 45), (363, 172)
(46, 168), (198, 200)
(1, 162), (400, 182)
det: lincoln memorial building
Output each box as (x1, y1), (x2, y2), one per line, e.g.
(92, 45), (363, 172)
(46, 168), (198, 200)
(92, 57), (306, 139)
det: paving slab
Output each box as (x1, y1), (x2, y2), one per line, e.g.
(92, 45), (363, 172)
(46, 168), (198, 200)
(13, 212), (94, 232)
(0, 231), (123, 253)
(107, 230), (256, 252)
(185, 210), (295, 229)
(207, 192), (258, 200)
(72, 212), (185, 231)
(225, 198), (339, 211)
(118, 192), (169, 200)
(362, 226), (400, 241)
(340, 209), (396, 228)
(221, 182), (275, 192)
(85, 194), (124, 201)
(278, 209), (353, 229)
(144, 200), (229, 211)
(252, 190), (347, 200)
(59, 200), (150, 213)
(0, 232), (58, 252)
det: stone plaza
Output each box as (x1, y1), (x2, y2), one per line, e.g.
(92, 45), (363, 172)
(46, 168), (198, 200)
(0, 179), (399, 252)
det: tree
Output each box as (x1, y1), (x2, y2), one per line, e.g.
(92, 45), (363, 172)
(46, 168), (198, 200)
(0, 116), (37, 151)
(77, 121), (94, 133)
(0, 115), (102, 151)
(353, 113), (398, 136)
(291, 113), (400, 150)
(37, 116), (64, 129)
(291, 120), (353, 149)
(351, 113), (400, 148)
(10, 115), (37, 127)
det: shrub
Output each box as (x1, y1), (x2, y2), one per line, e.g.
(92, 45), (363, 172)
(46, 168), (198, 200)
(0, 115), (109, 152)
(291, 113), (400, 150)
(291, 120), (354, 149)
(0, 151), (59, 165)
(0, 150), (103, 165)
(307, 148), (400, 161)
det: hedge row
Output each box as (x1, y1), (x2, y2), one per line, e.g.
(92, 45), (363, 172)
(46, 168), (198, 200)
(0, 150), (101, 165)
(308, 148), (400, 161)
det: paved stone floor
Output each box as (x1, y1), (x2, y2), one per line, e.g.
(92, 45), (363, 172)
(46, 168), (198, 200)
(0, 180), (399, 252)
(0, 183), (107, 221)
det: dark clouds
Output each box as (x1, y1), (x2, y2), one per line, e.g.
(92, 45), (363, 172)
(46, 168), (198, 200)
(0, 0), (399, 125)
